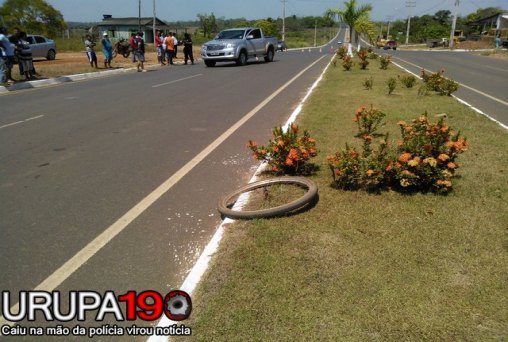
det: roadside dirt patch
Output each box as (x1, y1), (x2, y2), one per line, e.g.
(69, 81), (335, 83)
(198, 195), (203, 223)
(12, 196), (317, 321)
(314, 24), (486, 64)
(16, 48), (201, 81)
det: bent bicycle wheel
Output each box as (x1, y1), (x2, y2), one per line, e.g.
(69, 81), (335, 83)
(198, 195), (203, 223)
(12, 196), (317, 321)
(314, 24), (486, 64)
(217, 177), (318, 220)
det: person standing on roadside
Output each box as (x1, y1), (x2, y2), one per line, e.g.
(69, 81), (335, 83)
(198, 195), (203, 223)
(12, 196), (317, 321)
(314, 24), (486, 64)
(133, 32), (146, 72)
(182, 33), (194, 65)
(129, 32), (137, 62)
(172, 33), (178, 59)
(14, 32), (35, 80)
(85, 34), (98, 68)
(101, 32), (113, 68)
(155, 30), (165, 65)
(0, 27), (16, 84)
(164, 32), (174, 65)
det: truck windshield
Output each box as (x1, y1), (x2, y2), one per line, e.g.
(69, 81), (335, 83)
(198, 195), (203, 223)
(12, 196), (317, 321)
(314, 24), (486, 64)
(216, 30), (245, 40)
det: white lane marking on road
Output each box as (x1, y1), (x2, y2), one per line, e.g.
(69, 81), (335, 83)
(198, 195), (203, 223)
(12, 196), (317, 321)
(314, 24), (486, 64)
(0, 115), (44, 129)
(149, 54), (332, 342)
(391, 59), (508, 130)
(152, 74), (203, 88)
(392, 56), (508, 107)
(0, 55), (328, 328)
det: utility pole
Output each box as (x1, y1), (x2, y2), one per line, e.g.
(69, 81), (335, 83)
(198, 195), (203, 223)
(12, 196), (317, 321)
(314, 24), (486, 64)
(138, 0), (141, 33)
(449, 0), (459, 48)
(405, 0), (416, 45)
(314, 19), (317, 47)
(152, 0), (156, 44)
(281, 0), (287, 41)
(386, 15), (393, 38)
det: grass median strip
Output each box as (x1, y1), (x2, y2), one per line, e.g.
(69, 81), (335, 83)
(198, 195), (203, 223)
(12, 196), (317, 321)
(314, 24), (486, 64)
(183, 55), (508, 341)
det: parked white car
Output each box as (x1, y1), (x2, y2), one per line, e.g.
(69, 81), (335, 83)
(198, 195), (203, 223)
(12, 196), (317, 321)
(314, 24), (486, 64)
(25, 35), (57, 60)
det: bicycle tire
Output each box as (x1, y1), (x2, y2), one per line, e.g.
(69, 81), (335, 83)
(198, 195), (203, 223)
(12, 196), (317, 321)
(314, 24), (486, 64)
(217, 177), (318, 219)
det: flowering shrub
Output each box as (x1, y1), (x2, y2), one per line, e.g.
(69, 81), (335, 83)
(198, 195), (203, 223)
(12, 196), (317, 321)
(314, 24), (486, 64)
(247, 123), (318, 175)
(328, 106), (391, 191)
(328, 107), (468, 193)
(421, 68), (459, 96)
(379, 55), (391, 69)
(336, 45), (348, 59)
(342, 55), (354, 70)
(356, 48), (369, 70)
(394, 114), (468, 192)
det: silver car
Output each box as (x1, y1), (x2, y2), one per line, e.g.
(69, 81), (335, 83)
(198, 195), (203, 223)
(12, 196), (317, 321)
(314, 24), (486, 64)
(25, 35), (57, 60)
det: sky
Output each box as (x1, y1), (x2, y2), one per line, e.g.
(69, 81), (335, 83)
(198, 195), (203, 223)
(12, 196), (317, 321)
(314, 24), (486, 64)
(4, 0), (507, 22)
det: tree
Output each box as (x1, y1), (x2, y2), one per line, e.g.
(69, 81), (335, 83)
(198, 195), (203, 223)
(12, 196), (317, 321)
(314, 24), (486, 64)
(433, 10), (451, 25)
(327, 0), (373, 44)
(254, 20), (278, 38)
(0, 0), (66, 38)
(197, 13), (218, 38)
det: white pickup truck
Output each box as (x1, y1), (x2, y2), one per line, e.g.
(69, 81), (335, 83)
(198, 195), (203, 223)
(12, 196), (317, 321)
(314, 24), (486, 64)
(201, 27), (277, 67)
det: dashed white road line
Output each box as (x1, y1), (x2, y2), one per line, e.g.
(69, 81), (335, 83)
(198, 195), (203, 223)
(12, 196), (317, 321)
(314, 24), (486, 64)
(152, 74), (203, 88)
(0, 115), (44, 130)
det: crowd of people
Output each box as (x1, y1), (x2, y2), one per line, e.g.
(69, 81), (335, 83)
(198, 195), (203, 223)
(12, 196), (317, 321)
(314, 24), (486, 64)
(0, 26), (37, 86)
(1, 27), (197, 86)
(86, 29), (194, 73)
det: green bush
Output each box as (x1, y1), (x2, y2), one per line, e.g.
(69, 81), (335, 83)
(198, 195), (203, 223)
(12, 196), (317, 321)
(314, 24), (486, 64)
(399, 74), (417, 88)
(328, 107), (468, 193)
(379, 55), (391, 69)
(387, 77), (397, 94)
(421, 69), (459, 96)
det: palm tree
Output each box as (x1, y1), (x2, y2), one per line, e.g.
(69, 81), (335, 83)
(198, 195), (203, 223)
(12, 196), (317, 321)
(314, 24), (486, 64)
(328, 0), (373, 45)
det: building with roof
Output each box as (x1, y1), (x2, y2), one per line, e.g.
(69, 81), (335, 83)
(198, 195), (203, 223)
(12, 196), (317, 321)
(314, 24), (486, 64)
(96, 15), (171, 43)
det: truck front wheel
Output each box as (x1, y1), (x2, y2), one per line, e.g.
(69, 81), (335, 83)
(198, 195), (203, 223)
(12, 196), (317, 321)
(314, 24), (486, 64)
(264, 47), (274, 62)
(236, 51), (247, 66)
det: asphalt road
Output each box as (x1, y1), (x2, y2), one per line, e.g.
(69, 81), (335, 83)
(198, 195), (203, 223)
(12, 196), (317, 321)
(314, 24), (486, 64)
(385, 49), (508, 126)
(0, 38), (338, 337)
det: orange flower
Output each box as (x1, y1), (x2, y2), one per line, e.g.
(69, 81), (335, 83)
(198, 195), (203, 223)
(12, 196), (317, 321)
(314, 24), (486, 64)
(355, 106), (366, 115)
(366, 169), (374, 177)
(440, 125), (449, 133)
(436, 179), (452, 187)
(398, 153), (412, 163)
(277, 139), (284, 146)
(438, 154), (450, 162)
(401, 170), (415, 177)
(247, 140), (257, 149)
(447, 162), (458, 169)
(423, 144), (433, 152)
(350, 149), (359, 158)
(285, 158), (294, 166)
(385, 163), (393, 172)
(362, 134), (373, 142)
(397, 120), (407, 126)
(288, 148), (299, 160)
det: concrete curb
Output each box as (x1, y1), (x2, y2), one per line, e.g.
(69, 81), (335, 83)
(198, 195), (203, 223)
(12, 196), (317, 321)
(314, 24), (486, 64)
(0, 67), (137, 93)
(0, 59), (189, 93)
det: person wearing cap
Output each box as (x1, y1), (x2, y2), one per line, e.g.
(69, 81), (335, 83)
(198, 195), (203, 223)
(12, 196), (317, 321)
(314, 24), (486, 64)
(101, 32), (113, 68)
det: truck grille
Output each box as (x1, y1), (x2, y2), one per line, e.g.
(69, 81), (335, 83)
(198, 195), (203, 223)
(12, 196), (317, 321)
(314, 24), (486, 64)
(206, 44), (224, 51)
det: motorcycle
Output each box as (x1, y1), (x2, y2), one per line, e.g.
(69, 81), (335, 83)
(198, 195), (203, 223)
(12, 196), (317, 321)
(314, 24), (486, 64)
(112, 38), (132, 58)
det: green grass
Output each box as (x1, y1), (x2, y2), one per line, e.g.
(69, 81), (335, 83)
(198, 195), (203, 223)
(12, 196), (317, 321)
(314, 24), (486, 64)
(183, 54), (508, 341)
